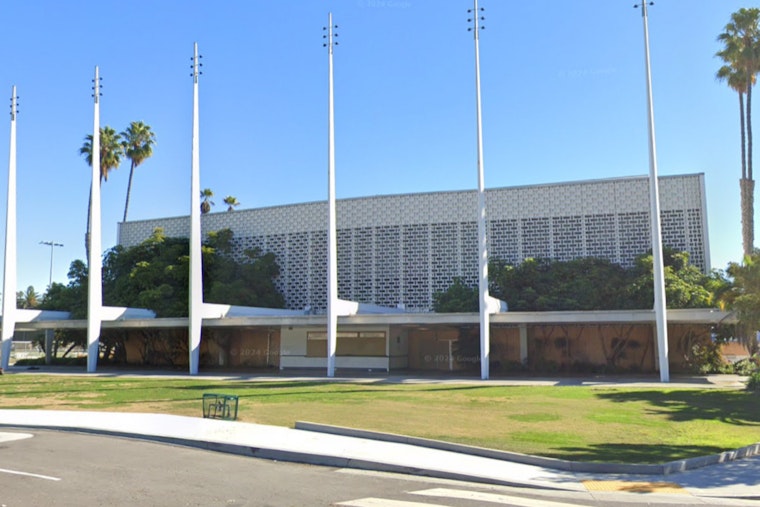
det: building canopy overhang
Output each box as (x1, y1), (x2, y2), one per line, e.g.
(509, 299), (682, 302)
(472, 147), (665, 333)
(5, 308), (736, 332)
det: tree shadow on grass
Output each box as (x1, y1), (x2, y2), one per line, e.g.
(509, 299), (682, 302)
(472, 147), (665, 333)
(595, 390), (760, 426)
(546, 443), (729, 464)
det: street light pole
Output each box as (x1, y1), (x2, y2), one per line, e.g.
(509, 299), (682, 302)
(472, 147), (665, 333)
(39, 241), (63, 287)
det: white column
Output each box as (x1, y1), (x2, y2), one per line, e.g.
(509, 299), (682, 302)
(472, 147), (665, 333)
(45, 329), (54, 365)
(189, 43), (203, 375)
(326, 14), (338, 377)
(87, 67), (102, 373)
(471, 0), (491, 380)
(640, 2), (669, 382)
(519, 324), (528, 365)
(1, 87), (18, 370)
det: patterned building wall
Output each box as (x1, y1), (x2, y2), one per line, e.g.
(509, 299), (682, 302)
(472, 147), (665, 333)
(118, 174), (709, 312)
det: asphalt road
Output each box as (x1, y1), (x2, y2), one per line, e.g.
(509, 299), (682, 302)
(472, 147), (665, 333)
(0, 430), (756, 507)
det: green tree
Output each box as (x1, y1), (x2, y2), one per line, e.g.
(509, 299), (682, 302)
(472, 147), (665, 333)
(725, 252), (760, 355)
(488, 251), (721, 312)
(432, 278), (478, 312)
(491, 257), (630, 311)
(626, 249), (716, 309)
(79, 126), (124, 260)
(717, 8), (760, 256)
(223, 195), (240, 212)
(101, 227), (285, 317)
(121, 121), (156, 222)
(200, 188), (214, 214)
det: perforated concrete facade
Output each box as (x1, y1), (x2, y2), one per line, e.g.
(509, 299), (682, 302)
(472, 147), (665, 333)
(118, 174), (710, 312)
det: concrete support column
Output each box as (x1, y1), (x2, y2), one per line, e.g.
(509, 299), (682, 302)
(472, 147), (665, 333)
(519, 324), (528, 365)
(45, 329), (54, 365)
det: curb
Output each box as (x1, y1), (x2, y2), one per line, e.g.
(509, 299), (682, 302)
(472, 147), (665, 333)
(0, 422), (569, 491)
(295, 421), (760, 476)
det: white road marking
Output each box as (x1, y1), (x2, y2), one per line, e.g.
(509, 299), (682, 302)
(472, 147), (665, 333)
(0, 468), (61, 481)
(335, 498), (446, 507)
(411, 488), (592, 507)
(0, 432), (33, 443)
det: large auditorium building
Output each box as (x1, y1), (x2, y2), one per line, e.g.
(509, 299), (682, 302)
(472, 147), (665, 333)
(119, 173), (710, 313)
(110, 172), (730, 374)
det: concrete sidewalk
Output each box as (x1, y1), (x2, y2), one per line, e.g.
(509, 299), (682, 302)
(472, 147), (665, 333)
(0, 408), (758, 502)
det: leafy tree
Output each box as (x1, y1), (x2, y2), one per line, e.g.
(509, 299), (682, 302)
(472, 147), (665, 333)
(725, 252), (760, 354)
(490, 257), (630, 311)
(717, 8), (760, 256)
(201, 228), (285, 308)
(626, 249), (719, 309)
(79, 126), (124, 260)
(41, 260), (89, 318)
(121, 121), (156, 222)
(463, 250), (724, 313)
(223, 196), (240, 212)
(103, 229), (191, 317)
(47, 228), (286, 319)
(433, 278), (478, 312)
(200, 188), (214, 214)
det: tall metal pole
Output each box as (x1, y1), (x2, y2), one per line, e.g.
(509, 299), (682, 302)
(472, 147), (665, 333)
(40, 241), (63, 287)
(638, 1), (669, 382)
(1, 86), (18, 370)
(189, 42), (203, 375)
(87, 67), (103, 373)
(325, 14), (338, 378)
(470, 0), (491, 380)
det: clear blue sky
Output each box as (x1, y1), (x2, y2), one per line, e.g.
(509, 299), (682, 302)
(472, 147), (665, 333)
(0, 0), (753, 293)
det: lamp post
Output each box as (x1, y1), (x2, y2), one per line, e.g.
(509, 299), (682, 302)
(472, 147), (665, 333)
(636, 1), (669, 382)
(39, 241), (63, 287)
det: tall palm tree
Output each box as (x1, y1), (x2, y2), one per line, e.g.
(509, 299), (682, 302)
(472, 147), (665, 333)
(80, 126), (123, 260)
(223, 196), (240, 212)
(200, 188), (214, 214)
(717, 8), (760, 257)
(121, 121), (156, 222)
(717, 61), (753, 256)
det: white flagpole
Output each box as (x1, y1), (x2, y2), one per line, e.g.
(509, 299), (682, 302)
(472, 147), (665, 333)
(639, 2), (669, 382)
(470, 0), (491, 379)
(1, 87), (18, 370)
(189, 42), (203, 375)
(87, 67), (103, 373)
(326, 13), (338, 378)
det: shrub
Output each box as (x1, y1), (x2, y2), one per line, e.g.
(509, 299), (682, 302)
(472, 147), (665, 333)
(688, 342), (725, 374)
(733, 357), (760, 376)
(747, 371), (760, 392)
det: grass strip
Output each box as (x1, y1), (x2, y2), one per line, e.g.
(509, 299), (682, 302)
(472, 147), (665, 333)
(1, 374), (758, 464)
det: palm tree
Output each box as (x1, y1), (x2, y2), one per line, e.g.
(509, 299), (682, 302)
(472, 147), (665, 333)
(80, 126), (123, 260)
(121, 121), (156, 222)
(717, 8), (760, 257)
(200, 188), (214, 214)
(16, 286), (39, 309)
(223, 196), (240, 212)
(79, 126), (123, 183)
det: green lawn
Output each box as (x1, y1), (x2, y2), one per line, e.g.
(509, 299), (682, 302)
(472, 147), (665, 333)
(1, 374), (758, 464)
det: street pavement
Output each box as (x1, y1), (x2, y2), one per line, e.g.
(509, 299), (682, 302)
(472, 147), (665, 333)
(0, 368), (758, 503)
